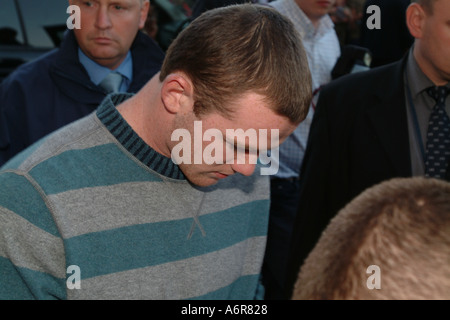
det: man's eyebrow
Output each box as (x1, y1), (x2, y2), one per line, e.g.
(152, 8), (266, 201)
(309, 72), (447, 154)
(224, 137), (259, 153)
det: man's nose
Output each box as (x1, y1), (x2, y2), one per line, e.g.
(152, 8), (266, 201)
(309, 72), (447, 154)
(95, 7), (112, 30)
(230, 163), (256, 177)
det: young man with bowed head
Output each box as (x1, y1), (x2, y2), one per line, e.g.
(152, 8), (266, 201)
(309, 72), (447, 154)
(286, 0), (450, 298)
(262, 0), (340, 300)
(0, 0), (164, 166)
(0, 4), (312, 299)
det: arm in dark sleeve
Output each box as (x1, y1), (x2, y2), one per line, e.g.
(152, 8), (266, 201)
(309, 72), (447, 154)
(0, 77), (28, 167)
(0, 81), (13, 167)
(284, 92), (334, 299)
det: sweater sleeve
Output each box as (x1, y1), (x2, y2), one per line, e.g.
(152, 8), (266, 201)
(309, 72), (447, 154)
(0, 171), (67, 299)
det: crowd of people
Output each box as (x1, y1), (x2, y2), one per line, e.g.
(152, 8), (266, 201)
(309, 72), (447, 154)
(0, 0), (449, 300)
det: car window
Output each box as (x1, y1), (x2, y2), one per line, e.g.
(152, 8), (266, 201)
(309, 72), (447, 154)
(0, 0), (25, 46)
(0, 0), (67, 48)
(0, 0), (68, 82)
(19, 0), (68, 48)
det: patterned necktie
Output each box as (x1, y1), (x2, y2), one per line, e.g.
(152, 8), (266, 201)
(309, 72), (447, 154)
(424, 86), (450, 179)
(99, 72), (123, 93)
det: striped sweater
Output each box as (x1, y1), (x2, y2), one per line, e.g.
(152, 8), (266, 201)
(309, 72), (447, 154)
(0, 94), (270, 300)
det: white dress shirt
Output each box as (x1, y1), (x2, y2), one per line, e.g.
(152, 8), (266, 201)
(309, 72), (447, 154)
(270, 0), (341, 178)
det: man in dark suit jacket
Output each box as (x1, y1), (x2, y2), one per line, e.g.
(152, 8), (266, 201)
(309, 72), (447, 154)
(285, 0), (450, 299)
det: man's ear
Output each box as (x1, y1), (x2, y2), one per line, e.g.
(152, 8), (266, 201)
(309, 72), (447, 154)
(406, 3), (426, 39)
(138, 0), (150, 29)
(161, 73), (194, 114)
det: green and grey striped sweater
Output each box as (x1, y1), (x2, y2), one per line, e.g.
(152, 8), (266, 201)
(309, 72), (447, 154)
(0, 94), (270, 300)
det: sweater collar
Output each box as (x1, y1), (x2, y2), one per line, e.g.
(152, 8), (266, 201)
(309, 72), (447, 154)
(97, 93), (186, 180)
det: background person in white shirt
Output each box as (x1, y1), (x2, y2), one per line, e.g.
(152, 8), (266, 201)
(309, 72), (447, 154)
(262, 0), (340, 300)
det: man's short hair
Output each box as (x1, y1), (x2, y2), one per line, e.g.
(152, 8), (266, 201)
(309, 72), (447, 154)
(292, 177), (450, 300)
(413, 0), (437, 14)
(160, 4), (312, 124)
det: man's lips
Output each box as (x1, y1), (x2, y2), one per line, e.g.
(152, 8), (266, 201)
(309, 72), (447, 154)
(214, 172), (230, 179)
(93, 37), (113, 44)
(317, 0), (331, 7)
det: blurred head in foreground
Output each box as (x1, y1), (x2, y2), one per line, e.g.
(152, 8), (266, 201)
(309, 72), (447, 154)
(293, 177), (450, 300)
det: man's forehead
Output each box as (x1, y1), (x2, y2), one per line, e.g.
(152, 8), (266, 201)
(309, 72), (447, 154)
(223, 128), (280, 151)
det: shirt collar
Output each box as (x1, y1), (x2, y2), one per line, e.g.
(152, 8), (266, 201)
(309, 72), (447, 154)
(78, 48), (133, 85)
(405, 48), (450, 98)
(405, 48), (433, 98)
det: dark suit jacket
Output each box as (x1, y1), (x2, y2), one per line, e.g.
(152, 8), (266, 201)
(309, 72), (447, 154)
(285, 55), (450, 298)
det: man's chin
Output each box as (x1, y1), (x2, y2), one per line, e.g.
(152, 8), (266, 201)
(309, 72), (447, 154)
(188, 178), (220, 188)
(86, 50), (123, 68)
(184, 174), (224, 187)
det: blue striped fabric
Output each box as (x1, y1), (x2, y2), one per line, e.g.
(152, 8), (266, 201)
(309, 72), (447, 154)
(64, 201), (268, 279)
(0, 94), (270, 300)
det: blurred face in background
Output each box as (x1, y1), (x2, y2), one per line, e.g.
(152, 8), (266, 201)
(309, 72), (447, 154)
(295, 0), (337, 26)
(70, 0), (149, 69)
(408, 0), (450, 85)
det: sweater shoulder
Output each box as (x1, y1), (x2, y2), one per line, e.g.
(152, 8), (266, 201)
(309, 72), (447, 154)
(2, 113), (107, 172)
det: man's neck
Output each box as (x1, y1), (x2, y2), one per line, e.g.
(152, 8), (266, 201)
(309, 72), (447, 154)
(117, 75), (172, 159)
(308, 16), (321, 29)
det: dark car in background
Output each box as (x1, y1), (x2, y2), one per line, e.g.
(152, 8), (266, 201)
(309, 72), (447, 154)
(0, 0), (68, 83)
